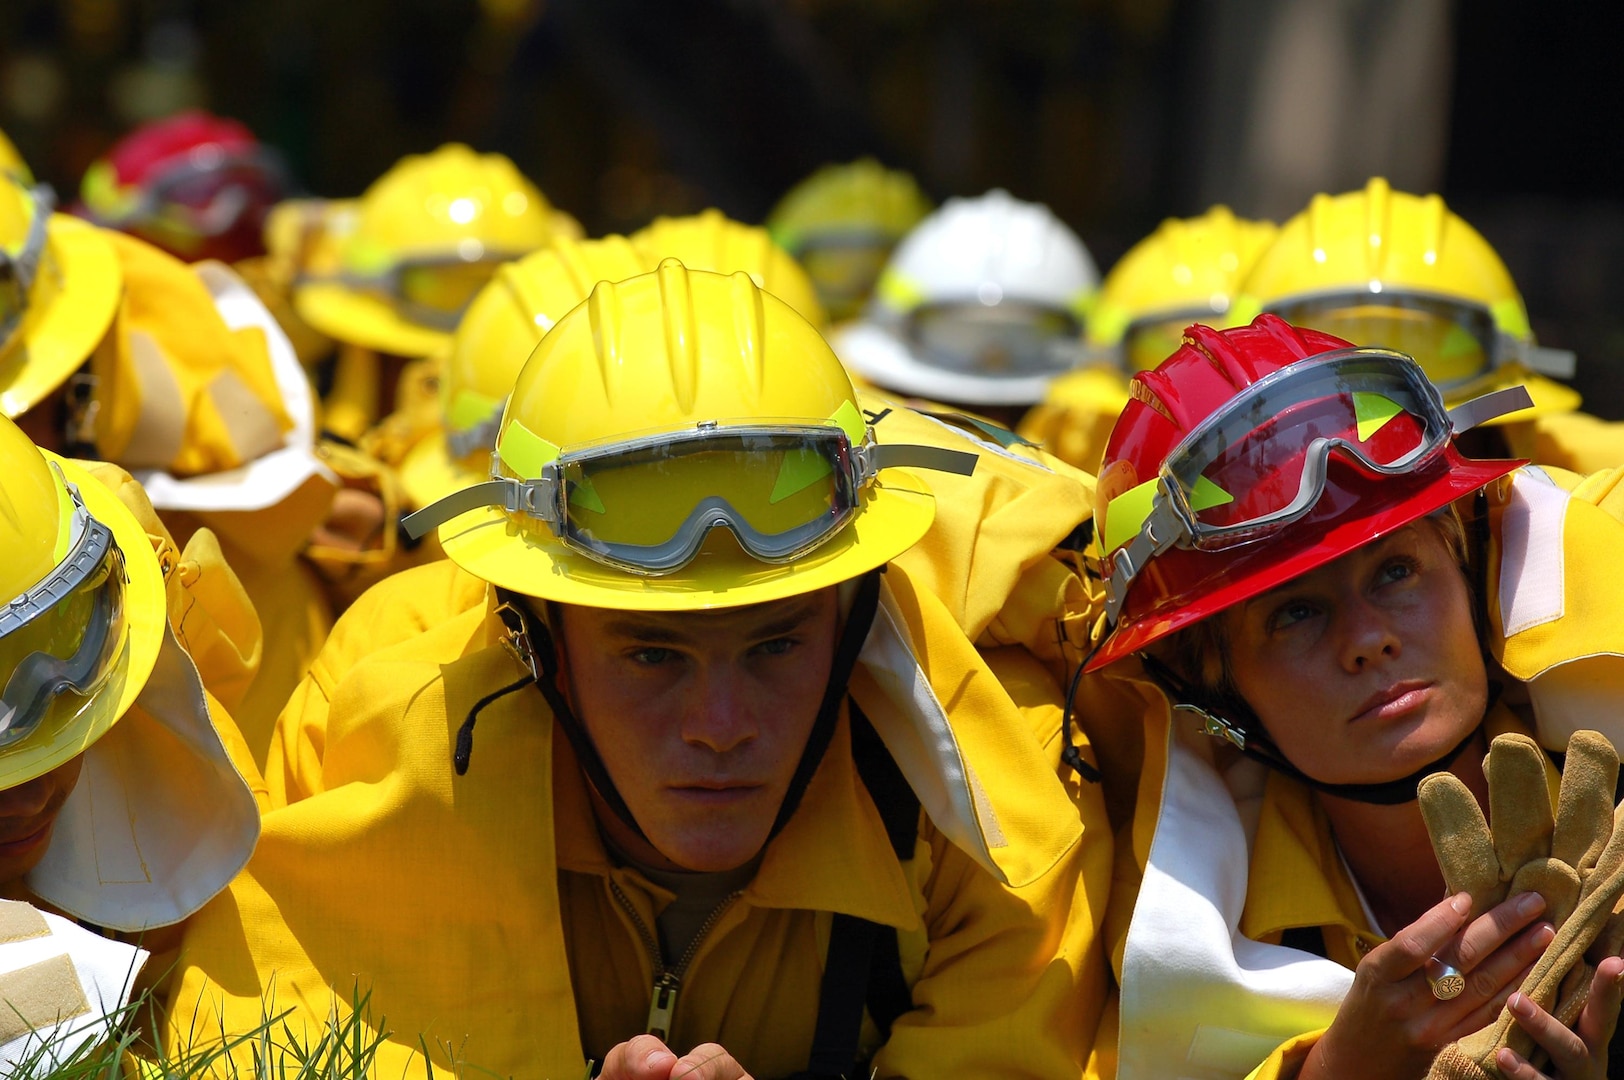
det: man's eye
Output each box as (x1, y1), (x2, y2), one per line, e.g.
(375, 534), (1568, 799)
(755, 638), (797, 657)
(630, 647), (675, 666)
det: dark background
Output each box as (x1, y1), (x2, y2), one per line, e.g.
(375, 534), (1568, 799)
(3, 0), (1620, 413)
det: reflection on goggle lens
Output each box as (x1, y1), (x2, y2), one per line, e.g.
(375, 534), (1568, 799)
(908, 302), (1082, 375)
(1267, 295), (1497, 388)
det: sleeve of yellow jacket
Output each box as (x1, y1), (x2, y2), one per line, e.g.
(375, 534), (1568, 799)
(870, 642), (1111, 1077)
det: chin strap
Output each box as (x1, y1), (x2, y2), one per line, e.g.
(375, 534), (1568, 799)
(1139, 653), (1485, 806)
(472, 571), (886, 847)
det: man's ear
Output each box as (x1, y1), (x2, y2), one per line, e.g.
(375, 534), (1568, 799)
(542, 599), (578, 710)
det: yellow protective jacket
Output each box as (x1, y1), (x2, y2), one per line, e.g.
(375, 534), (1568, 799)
(166, 560), (1106, 1078)
(1091, 463), (1624, 1080)
(1506, 412), (1624, 475)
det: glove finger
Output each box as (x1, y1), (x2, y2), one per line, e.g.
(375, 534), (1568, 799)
(1421, 772), (1500, 908)
(1507, 857), (1582, 928)
(1488, 734), (1556, 881)
(1551, 730), (1618, 873)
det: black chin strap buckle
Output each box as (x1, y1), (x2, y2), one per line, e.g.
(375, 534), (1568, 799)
(1174, 702), (1249, 750)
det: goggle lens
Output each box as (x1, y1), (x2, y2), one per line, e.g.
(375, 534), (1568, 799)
(561, 433), (855, 567)
(1269, 297), (1496, 387)
(909, 302), (1081, 375)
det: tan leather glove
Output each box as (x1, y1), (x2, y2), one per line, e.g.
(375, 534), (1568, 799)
(1420, 731), (1624, 1078)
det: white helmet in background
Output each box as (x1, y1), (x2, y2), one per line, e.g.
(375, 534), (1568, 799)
(834, 189), (1099, 405)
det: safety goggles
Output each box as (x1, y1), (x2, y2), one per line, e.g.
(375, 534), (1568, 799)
(402, 419), (977, 574)
(905, 300), (1084, 376)
(0, 180), (52, 353)
(1103, 348), (1533, 622)
(109, 149), (289, 239)
(1265, 291), (1576, 389)
(791, 230), (895, 306)
(0, 470), (129, 750)
(306, 251), (522, 330)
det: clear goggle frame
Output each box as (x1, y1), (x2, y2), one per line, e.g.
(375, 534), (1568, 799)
(0, 468), (129, 750)
(402, 419), (977, 575)
(1103, 347), (1534, 624)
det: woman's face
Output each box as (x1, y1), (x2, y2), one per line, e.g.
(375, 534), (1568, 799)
(1225, 522), (1488, 787)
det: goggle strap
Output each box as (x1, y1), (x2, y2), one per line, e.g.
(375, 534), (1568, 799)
(865, 443), (979, 478)
(1517, 342), (1578, 379)
(1104, 497), (1186, 626)
(1448, 384), (1535, 434)
(444, 404), (506, 462)
(400, 479), (514, 540)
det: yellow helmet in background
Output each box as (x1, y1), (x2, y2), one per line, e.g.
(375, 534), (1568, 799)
(0, 129), (33, 187)
(1089, 205), (1278, 371)
(0, 176), (122, 418)
(405, 259), (978, 611)
(294, 144), (569, 358)
(630, 208), (827, 330)
(0, 416), (165, 790)
(766, 158), (932, 322)
(398, 234), (647, 509)
(1234, 177), (1577, 420)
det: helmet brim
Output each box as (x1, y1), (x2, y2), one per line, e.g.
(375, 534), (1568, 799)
(293, 281), (451, 358)
(1087, 450), (1523, 671)
(437, 468), (938, 611)
(0, 454), (168, 788)
(833, 321), (1066, 406)
(0, 216), (122, 418)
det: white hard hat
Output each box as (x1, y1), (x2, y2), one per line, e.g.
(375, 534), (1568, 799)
(834, 189), (1099, 404)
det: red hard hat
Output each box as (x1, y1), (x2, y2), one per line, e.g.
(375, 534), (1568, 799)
(78, 110), (289, 262)
(1085, 314), (1523, 671)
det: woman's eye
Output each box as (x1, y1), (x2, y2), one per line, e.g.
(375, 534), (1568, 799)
(1377, 557), (1420, 586)
(1267, 601), (1318, 633)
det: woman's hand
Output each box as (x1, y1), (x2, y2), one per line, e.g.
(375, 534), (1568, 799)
(1300, 891), (1554, 1079)
(1493, 955), (1624, 1080)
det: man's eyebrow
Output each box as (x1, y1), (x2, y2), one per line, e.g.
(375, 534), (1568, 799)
(600, 598), (826, 644)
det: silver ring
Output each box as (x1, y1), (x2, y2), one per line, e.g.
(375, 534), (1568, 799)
(1428, 962), (1465, 1001)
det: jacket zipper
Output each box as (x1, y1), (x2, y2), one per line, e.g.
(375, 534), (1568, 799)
(609, 878), (742, 1043)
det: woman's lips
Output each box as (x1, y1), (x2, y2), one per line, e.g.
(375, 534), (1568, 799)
(1350, 681), (1434, 724)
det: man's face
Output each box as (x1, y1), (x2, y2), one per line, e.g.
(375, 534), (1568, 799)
(555, 589), (841, 873)
(0, 755), (83, 884)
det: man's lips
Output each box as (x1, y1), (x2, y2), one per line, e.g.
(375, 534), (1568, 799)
(667, 782), (766, 804)
(0, 820), (54, 858)
(1349, 681), (1433, 724)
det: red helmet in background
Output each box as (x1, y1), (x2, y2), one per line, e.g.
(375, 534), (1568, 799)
(78, 110), (290, 263)
(1085, 314), (1529, 672)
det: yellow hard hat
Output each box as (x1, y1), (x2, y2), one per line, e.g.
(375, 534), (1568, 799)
(0, 129), (33, 187)
(294, 144), (568, 358)
(407, 259), (980, 611)
(1089, 205), (1278, 371)
(630, 208), (827, 330)
(398, 234), (647, 509)
(766, 159), (932, 322)
(1234, 177), (1578, 420)
(0, 177), (122, 418)
(0, 416), (165, 790)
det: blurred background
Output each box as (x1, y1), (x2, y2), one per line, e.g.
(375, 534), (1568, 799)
(3, 0), (1621, 410)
